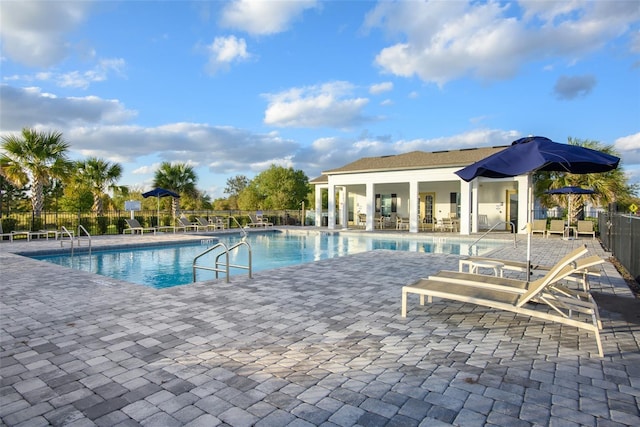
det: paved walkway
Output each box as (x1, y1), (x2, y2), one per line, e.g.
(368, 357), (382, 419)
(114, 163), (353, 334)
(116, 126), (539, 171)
(1, 229), (639, 426)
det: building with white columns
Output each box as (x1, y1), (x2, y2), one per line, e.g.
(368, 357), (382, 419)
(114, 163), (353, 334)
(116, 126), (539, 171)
(311, 146), (532, 235)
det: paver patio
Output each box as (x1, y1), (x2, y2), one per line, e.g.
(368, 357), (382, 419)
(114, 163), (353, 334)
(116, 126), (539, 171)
(1, 229), (639, 426)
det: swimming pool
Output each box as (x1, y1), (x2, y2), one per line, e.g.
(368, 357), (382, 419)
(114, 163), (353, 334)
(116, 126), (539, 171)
(31, 231), (504, 289)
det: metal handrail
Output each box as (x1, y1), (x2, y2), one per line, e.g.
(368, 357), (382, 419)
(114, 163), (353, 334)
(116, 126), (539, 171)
(230, 216), (248, 239)
(77, 224), (91, 247)
(59, 226), (74, 256)
(192, 239), (252, 283)
(215, 240), (252, 279)
(468, 221), (517, 256)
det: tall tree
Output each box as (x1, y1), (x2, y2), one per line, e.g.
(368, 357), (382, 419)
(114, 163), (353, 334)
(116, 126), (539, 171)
(0, 128), (72, 216)
(239, 165), (309, 210)
(75, 157), (125, 214)
(153, 162), (198, 217)
(224, 175), (249, 209)
(534, 137), (634, 222)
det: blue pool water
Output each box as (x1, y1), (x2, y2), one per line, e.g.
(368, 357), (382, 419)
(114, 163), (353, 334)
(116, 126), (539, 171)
(31, 232), (502, 289)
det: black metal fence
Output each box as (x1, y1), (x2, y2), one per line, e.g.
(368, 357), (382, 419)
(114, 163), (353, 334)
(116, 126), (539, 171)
(0, 209), (308, 236)
(598, 213), (640, 284)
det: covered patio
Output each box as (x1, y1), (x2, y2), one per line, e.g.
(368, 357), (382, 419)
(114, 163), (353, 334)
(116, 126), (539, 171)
(312, 147), (531, 235)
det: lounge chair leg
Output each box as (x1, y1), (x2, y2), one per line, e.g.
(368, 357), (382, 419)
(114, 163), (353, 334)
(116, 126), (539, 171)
(594, 327), (604, 358)
(401, 289), (407, 317)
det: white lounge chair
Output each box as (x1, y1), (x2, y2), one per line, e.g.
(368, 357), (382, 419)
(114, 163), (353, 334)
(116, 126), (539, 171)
(195, 217), (218, 231)
(177, 216), (207, 231)
(248, 213), (272, 227)
(123, 219), (156, 235)
(459, 254), (602, 291)
(402, 246), (605, 357)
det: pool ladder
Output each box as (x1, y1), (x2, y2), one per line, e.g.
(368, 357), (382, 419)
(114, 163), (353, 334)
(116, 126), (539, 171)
(59, 225), (92, 257)
(192, 240), (252, 283)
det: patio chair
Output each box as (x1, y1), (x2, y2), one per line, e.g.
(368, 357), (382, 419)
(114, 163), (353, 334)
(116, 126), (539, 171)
(478, 214), (489, 230)
(531, 219), (547, 236)
(196, 217), (218, 231)
(546, 220), (566, 238)
(396, 216), (409, 230)
(436, 218), (454, 232)
(577, 220), (595, 239)
(256, 213), (273, 226)
(402, 245), (604, 356)
(210, 216), (226, 230)
(248, 213), (272, 227)
(177, 216), (206, 231)
(123, 219), (156, 235)
(357, 213), (366, 228)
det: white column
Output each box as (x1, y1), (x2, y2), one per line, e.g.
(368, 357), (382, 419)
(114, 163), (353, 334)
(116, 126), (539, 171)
(471, 180), (479, 233)
(328, 182), (336, 230)
(339, 187), (348, 229)
(366, 182), (375, 231)
(315, 185), (323, 227)
(409, 180), (419, 233)
(459, 179), (471, 235)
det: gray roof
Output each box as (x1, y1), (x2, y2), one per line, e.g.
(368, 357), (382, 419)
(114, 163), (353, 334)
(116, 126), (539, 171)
(310, 146), (507, 184)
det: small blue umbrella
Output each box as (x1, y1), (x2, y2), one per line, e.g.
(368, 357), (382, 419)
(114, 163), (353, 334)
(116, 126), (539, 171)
(142, 188), (180, 199)
(142, 188), (180, 223)
(546, 186), (596, 228)
(456, 136), (620, 182)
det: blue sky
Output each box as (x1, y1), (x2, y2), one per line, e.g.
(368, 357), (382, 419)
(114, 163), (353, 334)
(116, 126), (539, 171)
(1, 0), (639, 199)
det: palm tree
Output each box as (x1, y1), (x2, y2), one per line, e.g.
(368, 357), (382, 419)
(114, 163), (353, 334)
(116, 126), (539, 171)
(76, 157), (125, 214)
(534, 137), (632, 223)
(153, 162), (198, 218)
(0, 128), (72, 217)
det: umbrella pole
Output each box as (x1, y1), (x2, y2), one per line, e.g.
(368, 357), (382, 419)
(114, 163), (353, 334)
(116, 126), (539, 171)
(566, 194), (571, 239)
(526, 225), (531, 279)
(526, 174), (533, 278)
(157, 197), (160, 227)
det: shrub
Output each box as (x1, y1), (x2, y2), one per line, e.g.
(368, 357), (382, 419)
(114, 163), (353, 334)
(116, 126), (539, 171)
(96, 216), (109, 235)
(1, 218), (18, 233)
(116, 218), (127, 234)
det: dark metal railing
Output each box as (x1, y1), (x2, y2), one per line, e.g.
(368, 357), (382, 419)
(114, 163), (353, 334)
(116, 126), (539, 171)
(598, 213), (640, 284)
(0, 209), (307, 236)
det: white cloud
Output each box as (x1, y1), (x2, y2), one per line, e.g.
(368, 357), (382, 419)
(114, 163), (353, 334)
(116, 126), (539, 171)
(263, 81), (370, 128)
(205, 36), (250, 74)
(294, 129), (522, 176)
(0, 84), (137, 128)
(132, 164), (161, 175)
(391, 129), (520, 153)
(369, 82), (393, 95)
(220, 0), (319, 35)
(0, 1), (92, 67)
(4, 58), (127, 89)
(364, 0), (640, 85)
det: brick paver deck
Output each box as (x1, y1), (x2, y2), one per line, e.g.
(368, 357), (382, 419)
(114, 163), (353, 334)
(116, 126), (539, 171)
(1, 229), (639, 426)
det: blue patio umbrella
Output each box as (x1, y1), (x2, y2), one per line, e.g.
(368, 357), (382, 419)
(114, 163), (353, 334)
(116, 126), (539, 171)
(545, 186), (596, 229)
(142, 188), (180, 224)
(456, 136), (618, 277)
(455, 136), (620, 182)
